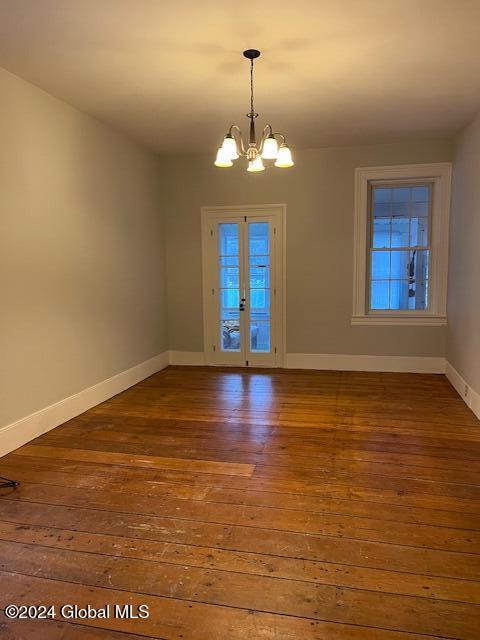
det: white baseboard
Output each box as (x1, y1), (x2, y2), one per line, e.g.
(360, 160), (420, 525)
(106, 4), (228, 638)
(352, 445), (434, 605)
(167, 350), (445, 374)
(169, 351), (206, 366)
(0, 351), (169, 458)
(446, 361), (480, 420)
(285, 353), (446, 374)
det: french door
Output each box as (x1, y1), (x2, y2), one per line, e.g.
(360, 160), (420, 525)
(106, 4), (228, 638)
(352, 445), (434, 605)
(202, 206), (285, 367)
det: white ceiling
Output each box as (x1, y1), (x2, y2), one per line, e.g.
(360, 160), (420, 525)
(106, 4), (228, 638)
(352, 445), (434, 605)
(1, 0), (480, 154)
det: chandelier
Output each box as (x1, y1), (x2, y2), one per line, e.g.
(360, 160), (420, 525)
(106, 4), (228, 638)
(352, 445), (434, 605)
(214, 49), (294, 172)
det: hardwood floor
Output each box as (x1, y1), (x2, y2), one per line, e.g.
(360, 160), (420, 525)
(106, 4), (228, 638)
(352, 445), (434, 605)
(1, 365), (479, 639)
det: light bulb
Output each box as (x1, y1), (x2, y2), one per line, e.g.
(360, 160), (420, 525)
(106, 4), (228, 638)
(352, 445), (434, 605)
(221, 135), (239, 160)
(274, 144), (294, 168)
(214, 147), (233, 167)
(261, 135), (278, 160)
(247, 157), (265, 172)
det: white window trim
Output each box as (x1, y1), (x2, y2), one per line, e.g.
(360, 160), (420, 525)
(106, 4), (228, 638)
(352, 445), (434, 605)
(352, 162), (451, 326)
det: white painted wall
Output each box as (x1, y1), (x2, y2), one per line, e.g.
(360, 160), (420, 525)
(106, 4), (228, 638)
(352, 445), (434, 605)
(0, 68), (168, 430)
(446, 109), (480, 417)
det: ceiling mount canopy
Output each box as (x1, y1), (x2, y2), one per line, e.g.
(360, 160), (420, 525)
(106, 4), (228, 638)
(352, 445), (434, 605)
(243, 49), (261, 60)
(214, 49), (294, 172)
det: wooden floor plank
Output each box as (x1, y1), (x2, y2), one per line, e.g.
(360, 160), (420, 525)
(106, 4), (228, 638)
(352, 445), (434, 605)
(5, 453), (480, 515)
(2, 482), (479, 552)
(1, 540), (479, 638)
(1, 571), (448, 640)
(17, 444), (255, 477)
(0, 619), (155, 640)
(3, 461), (479, 530)
(38, 430), (480, 473)
(0, 521), (477, 604)
(1, 497), (479, 581)
(1, 366), (479, 639)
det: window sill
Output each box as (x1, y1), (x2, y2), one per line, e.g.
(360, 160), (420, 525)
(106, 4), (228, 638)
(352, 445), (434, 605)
(351, 315), (447, 326)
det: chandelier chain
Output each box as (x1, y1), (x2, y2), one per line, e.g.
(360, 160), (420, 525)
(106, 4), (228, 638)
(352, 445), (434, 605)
(250, 59), (254, 117)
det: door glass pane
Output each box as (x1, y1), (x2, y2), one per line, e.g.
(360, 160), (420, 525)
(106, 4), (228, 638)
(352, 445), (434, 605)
(220, 267), (239, 288)
(249, 223), (270, 353)
(222, 313), (240, 351)
(221, 289), (239, 309)
(250, 261), (270, 289)
(251, 322), (270, 352)
(251, 289), (270, 310)
(219, 223), (240, 352)
(219, 223), (239, 255)
(250, 222), (269, 254)
(220, 255), (239, 267)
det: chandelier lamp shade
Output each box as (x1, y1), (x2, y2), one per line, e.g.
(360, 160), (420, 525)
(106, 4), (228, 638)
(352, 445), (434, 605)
(214, 49), (294, 172)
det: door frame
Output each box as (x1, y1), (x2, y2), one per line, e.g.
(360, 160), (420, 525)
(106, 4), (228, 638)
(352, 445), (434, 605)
(201, 204), (286, 367)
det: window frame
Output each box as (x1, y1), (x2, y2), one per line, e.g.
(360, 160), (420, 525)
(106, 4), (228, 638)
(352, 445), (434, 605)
(352, 163), (451, 326)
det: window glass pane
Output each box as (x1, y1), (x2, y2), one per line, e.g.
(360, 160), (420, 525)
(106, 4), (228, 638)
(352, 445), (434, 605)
(390, 250), (410, 280)
(409, 249), (429, 310)
(391, 217), (409, 248)
(412, 186), (429, 202)
(412, 201), (428, 217)
(389, 279), (410, 310)
(373, 202), (392, 217)
(392, 187), (410, 203)
(410, 216), (429, 246)
(409, 279), (429, 310)
(251, 322), (270, 352)
(371, 251), (390, 279)
(373, 188), (391, 204)
(372, 217), (391, 248)
(371, 281), (390, 309)
(392, 202), (409, 217)
(370, 250), (429, 310)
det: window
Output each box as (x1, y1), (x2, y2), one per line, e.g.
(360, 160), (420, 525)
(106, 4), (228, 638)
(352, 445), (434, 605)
(353, 163), (451, 325)
(370, 184), (431, 311)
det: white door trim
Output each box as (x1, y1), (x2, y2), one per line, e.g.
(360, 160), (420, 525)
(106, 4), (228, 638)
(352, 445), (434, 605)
(201, 204), (286, 367)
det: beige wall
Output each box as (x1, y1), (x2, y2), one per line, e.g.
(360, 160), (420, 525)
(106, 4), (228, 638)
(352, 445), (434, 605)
(162, 140), (452, 355)
(447, 111), (480, 394)
(0, 68), (168, 427)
